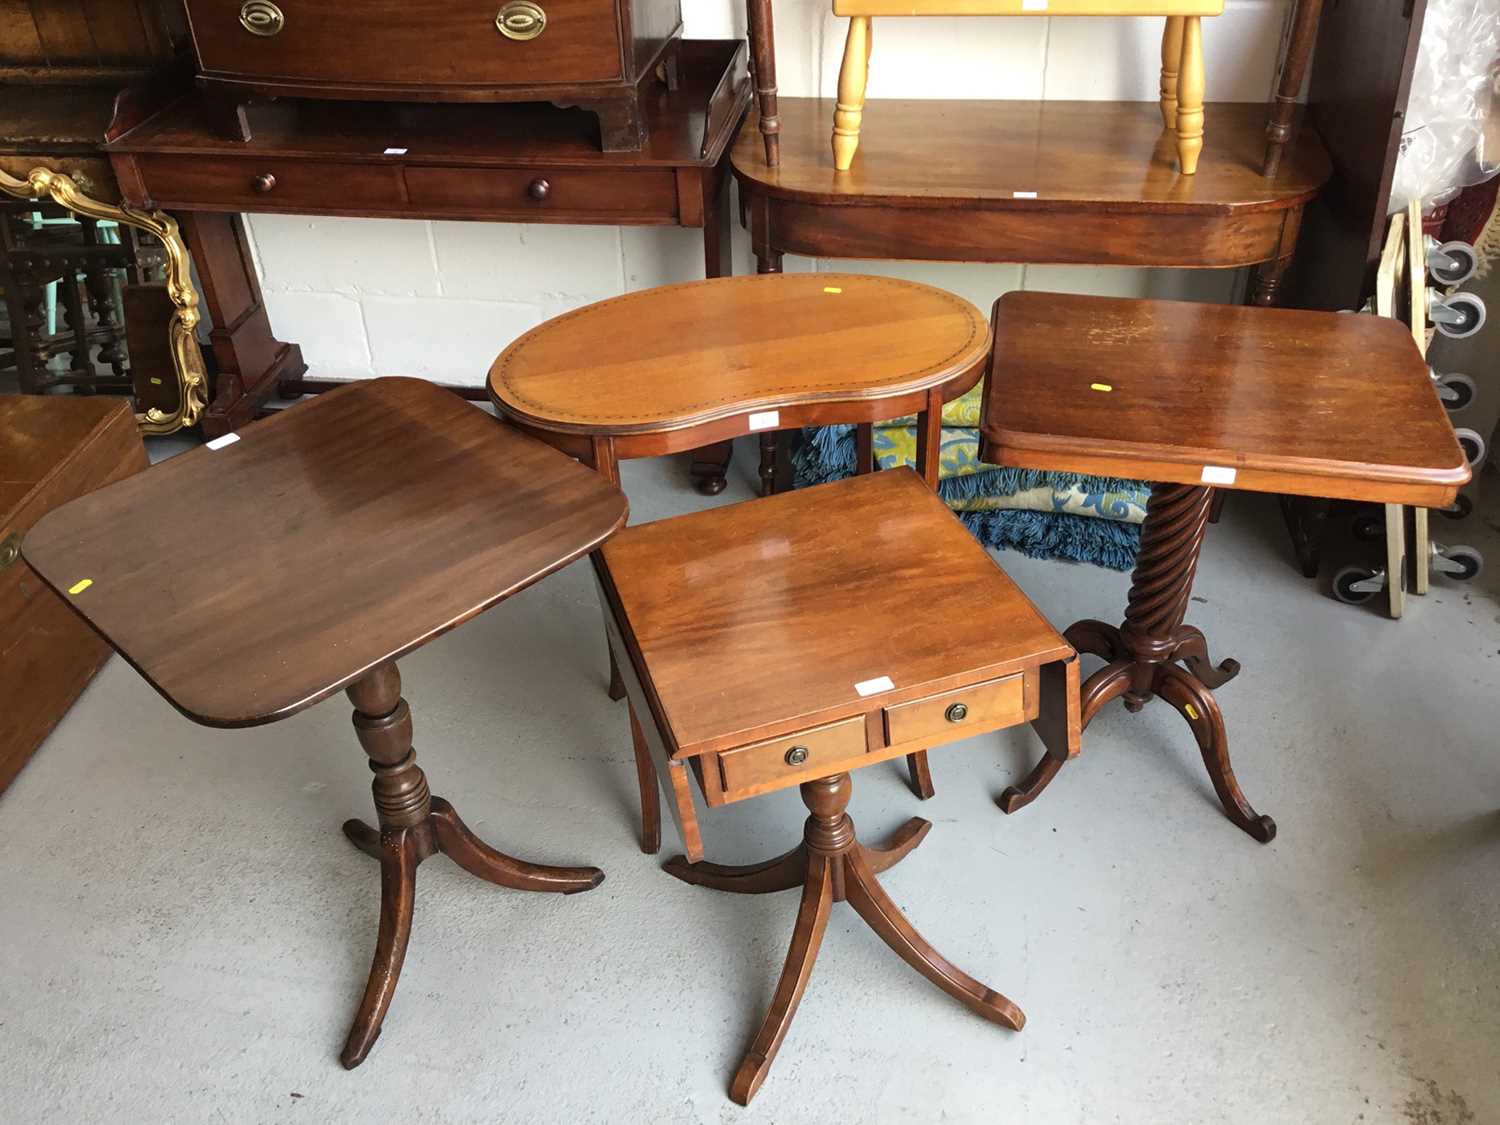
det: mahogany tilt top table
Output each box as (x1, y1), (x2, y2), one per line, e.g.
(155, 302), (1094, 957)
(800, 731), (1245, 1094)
(22, 377), (628, 1068)
(980, 292), (1469, 843)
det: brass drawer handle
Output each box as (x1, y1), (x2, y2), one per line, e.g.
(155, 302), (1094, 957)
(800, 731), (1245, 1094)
(497, 2), (546, 41)
(784, 746), (810, 766)
(252, 172), (277, 193)
(240, 0), (284, 36)
(527, 177), (551, 201)
(945, 702), (969, 723)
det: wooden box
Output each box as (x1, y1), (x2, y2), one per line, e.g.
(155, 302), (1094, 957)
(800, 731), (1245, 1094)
(179, 0), (683, 150)
(0, 396), (147, 794)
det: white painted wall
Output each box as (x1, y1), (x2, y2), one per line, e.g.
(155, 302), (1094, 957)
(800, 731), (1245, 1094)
(246, 0), (1296, 386)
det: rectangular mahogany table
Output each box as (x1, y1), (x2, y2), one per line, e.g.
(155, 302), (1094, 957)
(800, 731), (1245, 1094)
(980, 292), (1469, 843)
(21, 378), (628, 1069)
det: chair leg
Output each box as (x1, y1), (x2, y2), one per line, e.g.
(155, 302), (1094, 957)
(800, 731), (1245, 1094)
(1160, 16), (1184, 128)
(832, 17), (872, 172)
(1175, 16), (1205, 174)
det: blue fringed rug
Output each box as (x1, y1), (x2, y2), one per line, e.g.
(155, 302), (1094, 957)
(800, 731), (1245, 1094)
(793, 423), (1149, 571)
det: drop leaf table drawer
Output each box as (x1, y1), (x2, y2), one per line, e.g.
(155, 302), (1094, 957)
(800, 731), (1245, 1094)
(883, 673), (1026, 748)
(716, 716), (867, 796)
(133, 155), (403, 212)
(403, 167), (678, 220)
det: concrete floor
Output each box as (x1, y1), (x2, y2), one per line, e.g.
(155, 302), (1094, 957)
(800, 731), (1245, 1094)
(2, 436), (1498, 1124)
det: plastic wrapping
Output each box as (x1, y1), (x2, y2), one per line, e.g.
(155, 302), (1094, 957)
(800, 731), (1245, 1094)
(1391, 0), (1500, 214)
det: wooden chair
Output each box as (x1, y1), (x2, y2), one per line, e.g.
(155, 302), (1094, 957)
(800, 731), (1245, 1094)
(828, 1), (1223, 173)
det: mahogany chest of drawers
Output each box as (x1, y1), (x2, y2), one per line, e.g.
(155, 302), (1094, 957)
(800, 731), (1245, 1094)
(179, 0), (684, 150)
(1, 396), (147, 794)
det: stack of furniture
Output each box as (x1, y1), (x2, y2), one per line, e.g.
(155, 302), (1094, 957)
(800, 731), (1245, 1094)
(19, 267), (1473, 1103)
(101, 4), (753, 491)
(735, 0), (1332, 557)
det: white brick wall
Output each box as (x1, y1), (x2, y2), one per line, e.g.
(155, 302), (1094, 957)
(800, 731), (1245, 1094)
(245, 0), (1295, 386)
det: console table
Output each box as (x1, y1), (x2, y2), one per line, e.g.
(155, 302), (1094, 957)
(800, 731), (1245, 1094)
(732, 96), (1331, 494)
(103, 40), (751, 484)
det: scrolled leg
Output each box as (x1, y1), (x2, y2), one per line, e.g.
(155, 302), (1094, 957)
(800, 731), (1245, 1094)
(341, 827), (419, 1069)
(664, 845), (807, 894)
(860, 816), (931, 874)
(844, 848), (1024, 1030)
(1064, 618), (1127, 662)
(431, 797), (604, 893)
(1171, 625), (1240, 689)
(729, 855), (834, 1106)
(1155, 664), (1275, 843)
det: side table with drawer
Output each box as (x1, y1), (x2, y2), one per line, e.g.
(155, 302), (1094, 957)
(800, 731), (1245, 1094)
(597, 467), (1079, 1104)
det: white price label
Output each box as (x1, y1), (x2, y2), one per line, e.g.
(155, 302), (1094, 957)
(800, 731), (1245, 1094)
(855, 676), (895, 697)
(206, 433), (240, 451)
(748, 411), (780, 431)
(1200, 465), (1237, 485)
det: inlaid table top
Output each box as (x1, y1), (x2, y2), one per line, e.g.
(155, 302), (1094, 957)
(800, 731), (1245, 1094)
(602, 468), (1073, 759)
(980, 292), (1470, 508)
(488, 273), (990, 438)
(22, 377), (628, 728)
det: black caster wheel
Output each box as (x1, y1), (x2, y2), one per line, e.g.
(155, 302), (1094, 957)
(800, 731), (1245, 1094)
(1437, 545), (1483, 583)
(1431, 292), (1488, 339)
(1428, 239), (1479, 287)
(1434, 372), (1476, 412)
(1438, 493), (1473, 521)
(1332, 565), (1381, 606)
(1352, 514), (1385, 541)
(1455, 427), (1487, 468)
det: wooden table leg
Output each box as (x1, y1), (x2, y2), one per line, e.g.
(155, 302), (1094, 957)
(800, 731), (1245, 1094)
(689, 168), (735, 496)
(176, 212), (305, 437)
(1264, 0), (1325, 177)
(746, 0), (782, 167)
(665, 772), (1021, 1106)
(999, 484), (1275, 843)
(340, 661), (604, 1069)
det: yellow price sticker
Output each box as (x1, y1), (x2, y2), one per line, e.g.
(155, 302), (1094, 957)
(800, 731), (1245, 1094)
(1090, 383), (1113, 393)
(1183, 702), (1200, 721)
(823, 286), (843, 294)
(68, 578), (93, 595)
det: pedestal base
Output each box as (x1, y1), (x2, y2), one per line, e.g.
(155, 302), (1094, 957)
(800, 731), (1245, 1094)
(341, 663), (604, 1069)
(998, 484), (1276, 844)
(666, 773), (1022, 1105)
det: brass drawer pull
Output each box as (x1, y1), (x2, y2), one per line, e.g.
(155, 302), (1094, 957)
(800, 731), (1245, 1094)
(252, 172), (277, 193)
(784, 746), (809, 766)
(945, 702), (968, 723)
(0, 533), (19, 571)
(240, 0), (284, 36)
(496, 2), (547, 41)
(527, 177), (551, 201)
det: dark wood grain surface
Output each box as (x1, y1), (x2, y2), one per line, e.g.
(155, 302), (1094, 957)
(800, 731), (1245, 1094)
(22, 377), (627, 728)
(980, 291), (1469, 507)
(602, 469), (1072, 758)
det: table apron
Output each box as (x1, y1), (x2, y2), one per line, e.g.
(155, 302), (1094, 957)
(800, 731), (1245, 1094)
(752, 196), (1296, 268)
